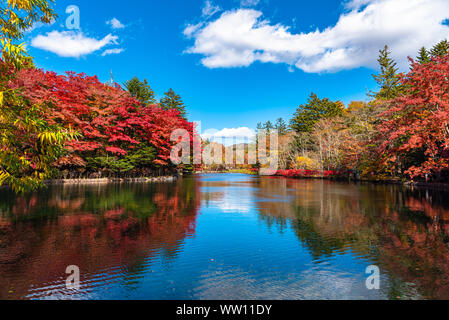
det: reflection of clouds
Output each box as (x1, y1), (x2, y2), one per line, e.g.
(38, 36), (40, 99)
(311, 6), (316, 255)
(216, 193), (252, 213)
(193, 265), (391, 300)
(200, 175), (258, 214)
(202, 188), (253, 213)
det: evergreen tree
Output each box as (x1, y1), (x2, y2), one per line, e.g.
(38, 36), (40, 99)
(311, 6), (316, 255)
(254, 122), (264, 170)
(430, 39), (449, 58)
(264, 121), (274, 133)
(124, 77), (156, 106)
(275, 118), (288, 135)
(416, 47), (431, 64)
(371, 45), (402, 100)
(159, 88), (187, 119)
(290, 93), (344, 133)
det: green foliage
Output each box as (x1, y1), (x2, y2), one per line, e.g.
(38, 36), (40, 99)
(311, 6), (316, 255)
(159, 88), (187, 119)
(430, 39), (449, 58)
(290, 93), (344, 133)
(416, 47), (431, 64)
(371, 45), (402, 100)
(124, 77), (156, 106)
(0, 0), (77, 193)
(87, 156), (132, 174)
(126, 145), (157, 168)
(264, 120), (274, 133)
(1, 0), (57, 67)
(87, 145), (157, 174)
(275, 118), (288, 136)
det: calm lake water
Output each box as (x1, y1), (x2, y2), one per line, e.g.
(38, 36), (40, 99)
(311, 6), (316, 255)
(1, 173), (449, 300)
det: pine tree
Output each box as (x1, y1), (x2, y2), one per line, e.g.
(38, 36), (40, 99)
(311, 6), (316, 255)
(275, 118), (288, 136)
(159, 88), (187, 119)
(430, 40), (449, 58)
(371, 45), (402, 100)
(255, 123), (264, 170)
(416, 47), (431, 64)
(124, 77), (156, 106)
(264, 121), (274, 133)
(290, 93), (344, 133)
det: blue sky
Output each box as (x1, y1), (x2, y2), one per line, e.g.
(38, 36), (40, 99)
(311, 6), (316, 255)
(25, 0), (449, 137)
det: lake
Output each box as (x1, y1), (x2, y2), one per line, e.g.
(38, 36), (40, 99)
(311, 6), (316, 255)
(0, 173), (448, 300)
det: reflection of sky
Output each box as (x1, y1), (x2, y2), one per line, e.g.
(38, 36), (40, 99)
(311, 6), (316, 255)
(202, 187), (253, 213)
(192, 266), (389, 300)
(200, 174), (257, 214)
(18, 174), (427, 300)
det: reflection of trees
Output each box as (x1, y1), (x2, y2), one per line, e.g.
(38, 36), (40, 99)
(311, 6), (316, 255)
(0, 178), (200, 299)
(256, 177), (449, 299)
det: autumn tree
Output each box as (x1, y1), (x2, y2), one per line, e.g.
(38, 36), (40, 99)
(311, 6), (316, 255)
(14, 68), (197, 178)
(1, 0), (56, 67)
(371, 45), (402, 100)
(312, 118), (346, 171)
(378, 54), (449, 180)
(159, 88), (187, 119)
(124, 77), (156, 106)
(0, 0), (76, 192)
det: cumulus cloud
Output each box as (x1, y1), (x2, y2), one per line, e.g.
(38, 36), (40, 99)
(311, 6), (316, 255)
(184, 0), (449, 73)
(31, 31), (118, 58)
(106, 18), (125, 29)
(102, 48), (125, 56)
(202, 0), (221, 18)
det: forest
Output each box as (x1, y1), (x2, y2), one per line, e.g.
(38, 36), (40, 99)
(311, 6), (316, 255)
(0, 0), (196, 192)
(255, 42), (449, 183)
(2, 1), (449, 193)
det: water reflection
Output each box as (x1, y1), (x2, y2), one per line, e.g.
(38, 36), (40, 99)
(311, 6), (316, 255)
(255, 178), (449, 299)
(0, 174), (449, 299)
(0, 179), (200, 299)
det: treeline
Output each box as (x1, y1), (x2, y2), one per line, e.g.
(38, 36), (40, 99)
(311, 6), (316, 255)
(124, 77), (188, 119)
(0, 1), (196, 192)
(261, 41), (449, 182)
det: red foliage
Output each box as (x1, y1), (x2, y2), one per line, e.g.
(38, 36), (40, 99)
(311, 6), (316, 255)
(378, 55), (449, 179)
(275, 170), (339, 178)
(9, 68), (198, 167)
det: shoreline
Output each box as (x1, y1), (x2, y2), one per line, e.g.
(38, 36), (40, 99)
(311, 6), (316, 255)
(196, 172), (449, 191)
(269, 174), (449, 190)
(4, 173), (448, 190)
(44, 176), (178, 185)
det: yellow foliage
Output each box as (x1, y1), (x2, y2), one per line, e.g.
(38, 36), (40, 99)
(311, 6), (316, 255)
(0, 171), (10, 186)
(296, 156), (319, 170)
(1, 0), (56, 66)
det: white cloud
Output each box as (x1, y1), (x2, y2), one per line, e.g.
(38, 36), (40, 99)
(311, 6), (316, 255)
(25, 20), (56, 33)
(344, 0), (373, 9)
(31, 31), (118, 58)
(102, 48), (125, 56)
(184, 22), (205, 37)
(184, 0), (449, 73)
(202, 127), (255, 145)
(106, 18), (125, 29)
(240, 0), (260, 7)
(202, 0), (221, 18)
